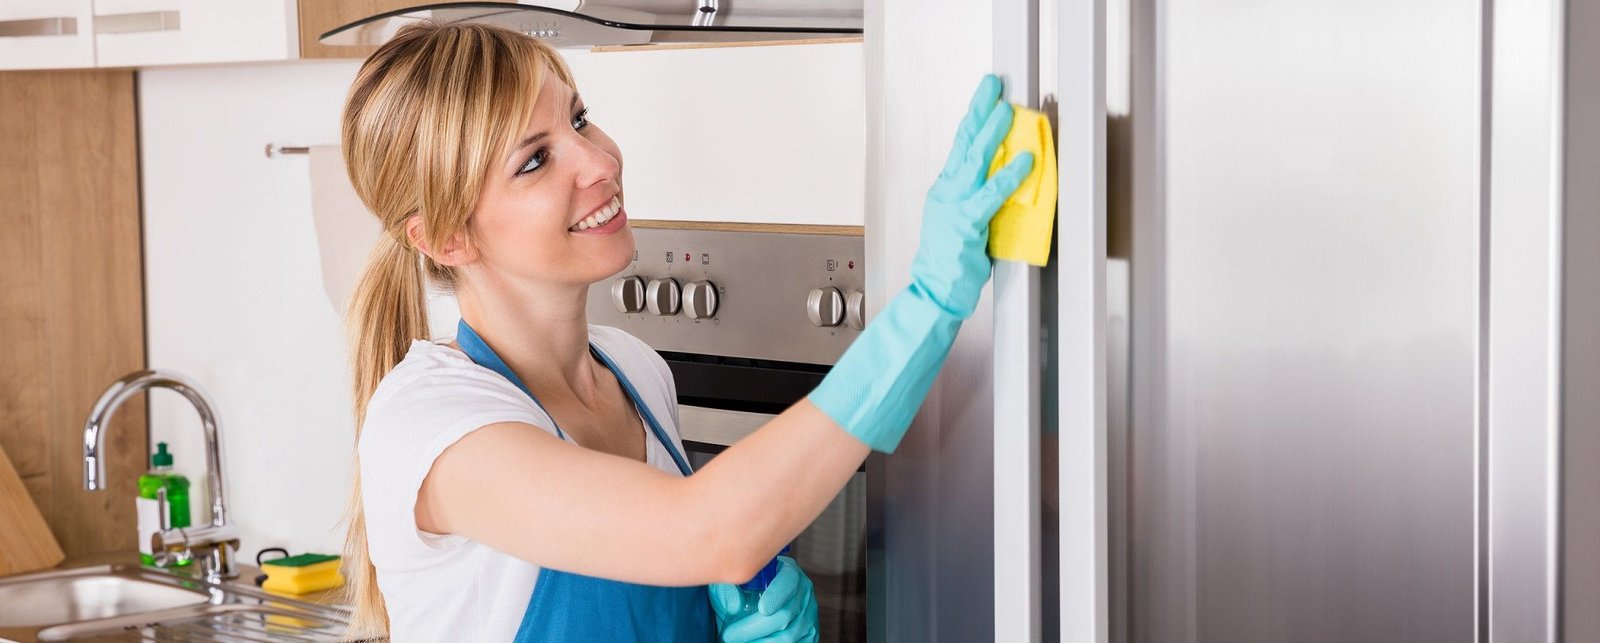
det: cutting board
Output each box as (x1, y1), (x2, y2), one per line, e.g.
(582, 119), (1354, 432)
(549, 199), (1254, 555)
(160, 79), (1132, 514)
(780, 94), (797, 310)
(0, 443), (64, 576)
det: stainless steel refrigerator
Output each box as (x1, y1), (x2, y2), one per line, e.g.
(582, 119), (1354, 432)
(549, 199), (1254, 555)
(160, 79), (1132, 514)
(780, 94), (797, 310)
(863, 0), (1598, 641)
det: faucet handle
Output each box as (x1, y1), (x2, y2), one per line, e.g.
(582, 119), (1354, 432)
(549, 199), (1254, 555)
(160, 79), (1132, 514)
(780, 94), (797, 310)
(189, 533), (241, 583)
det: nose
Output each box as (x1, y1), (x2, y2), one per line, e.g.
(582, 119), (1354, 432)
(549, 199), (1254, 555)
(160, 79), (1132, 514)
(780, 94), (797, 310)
(568, 131), (620, 190)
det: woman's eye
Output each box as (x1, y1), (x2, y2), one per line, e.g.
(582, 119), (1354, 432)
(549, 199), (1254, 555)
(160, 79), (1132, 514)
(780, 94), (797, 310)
(516, 110), (589, 176)
(517, 148), (548, 175)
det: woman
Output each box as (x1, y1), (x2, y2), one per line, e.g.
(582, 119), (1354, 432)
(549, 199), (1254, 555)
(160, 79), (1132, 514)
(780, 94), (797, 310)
(339, 22), (1031, 642)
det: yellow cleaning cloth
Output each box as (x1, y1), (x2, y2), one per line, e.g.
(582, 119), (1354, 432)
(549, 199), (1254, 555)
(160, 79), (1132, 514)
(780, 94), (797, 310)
(985, 105), (1058, 267)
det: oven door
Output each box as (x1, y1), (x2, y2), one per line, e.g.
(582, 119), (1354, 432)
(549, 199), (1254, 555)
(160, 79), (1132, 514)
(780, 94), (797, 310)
(663, 353), (866, 643)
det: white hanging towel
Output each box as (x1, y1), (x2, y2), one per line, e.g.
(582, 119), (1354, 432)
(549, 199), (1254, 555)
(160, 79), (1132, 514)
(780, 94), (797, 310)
(307, 145), (381, 316)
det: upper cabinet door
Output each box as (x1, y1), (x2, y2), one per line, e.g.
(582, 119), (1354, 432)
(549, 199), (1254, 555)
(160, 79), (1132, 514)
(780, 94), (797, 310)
(93, 0), (293, 68)
(0, 1), (96, 70)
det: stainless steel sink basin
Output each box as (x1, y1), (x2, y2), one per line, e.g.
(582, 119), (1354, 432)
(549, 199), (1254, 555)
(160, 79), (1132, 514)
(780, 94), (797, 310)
(0, 567), (208, 627)
(0, 562), (353, 642)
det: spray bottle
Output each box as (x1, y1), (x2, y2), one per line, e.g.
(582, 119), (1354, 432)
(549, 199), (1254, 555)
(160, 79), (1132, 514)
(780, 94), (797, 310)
(735, 545), (794, 618)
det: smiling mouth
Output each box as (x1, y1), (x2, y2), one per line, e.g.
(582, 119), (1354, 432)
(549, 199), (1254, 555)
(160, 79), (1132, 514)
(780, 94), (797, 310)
(570, 196), (622, 232)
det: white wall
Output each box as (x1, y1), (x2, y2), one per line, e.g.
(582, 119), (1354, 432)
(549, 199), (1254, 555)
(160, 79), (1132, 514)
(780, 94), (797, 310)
(141, 59), (363, 561)
(138, 42), (864, 560)
(563, 43), (864, 226)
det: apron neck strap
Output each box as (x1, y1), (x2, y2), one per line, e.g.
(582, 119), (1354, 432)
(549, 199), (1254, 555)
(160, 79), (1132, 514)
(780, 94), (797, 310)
(454, 319), (694, 476)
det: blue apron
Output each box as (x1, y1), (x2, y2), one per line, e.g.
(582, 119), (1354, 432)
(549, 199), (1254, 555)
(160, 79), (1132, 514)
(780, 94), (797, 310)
(454, 319), (716, 643)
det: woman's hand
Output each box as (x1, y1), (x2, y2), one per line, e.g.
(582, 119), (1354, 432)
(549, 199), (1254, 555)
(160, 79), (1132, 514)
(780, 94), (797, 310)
(910, 73), (1034, 319)
(806, 73), (1032, 453)
(709, 556), (818, 643)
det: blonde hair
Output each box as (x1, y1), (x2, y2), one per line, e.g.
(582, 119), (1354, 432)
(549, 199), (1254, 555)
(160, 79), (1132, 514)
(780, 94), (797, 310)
(336, 21), (576, 638)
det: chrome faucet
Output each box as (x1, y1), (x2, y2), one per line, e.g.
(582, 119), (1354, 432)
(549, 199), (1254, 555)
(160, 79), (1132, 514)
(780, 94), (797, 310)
(83, 370), (240, 582)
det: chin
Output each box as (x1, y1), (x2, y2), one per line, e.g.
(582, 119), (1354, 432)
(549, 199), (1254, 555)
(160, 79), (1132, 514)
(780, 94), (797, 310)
(591, 227), (637, 281)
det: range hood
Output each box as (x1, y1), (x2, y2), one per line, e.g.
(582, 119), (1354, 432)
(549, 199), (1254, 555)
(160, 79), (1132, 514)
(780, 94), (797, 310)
(319, 1), (863, 49)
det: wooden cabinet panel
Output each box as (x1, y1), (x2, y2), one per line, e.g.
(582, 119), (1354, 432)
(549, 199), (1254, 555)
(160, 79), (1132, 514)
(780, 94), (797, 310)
(0, 70), (146, 559)
(298, 0), (417, 60)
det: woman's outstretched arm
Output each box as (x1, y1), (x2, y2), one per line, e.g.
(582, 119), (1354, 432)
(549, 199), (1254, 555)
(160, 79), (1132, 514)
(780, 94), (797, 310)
(416, 399), (862, 586)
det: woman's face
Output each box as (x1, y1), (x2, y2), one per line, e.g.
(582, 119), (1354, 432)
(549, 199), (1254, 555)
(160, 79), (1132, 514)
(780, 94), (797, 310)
(465, 69), (632, 291)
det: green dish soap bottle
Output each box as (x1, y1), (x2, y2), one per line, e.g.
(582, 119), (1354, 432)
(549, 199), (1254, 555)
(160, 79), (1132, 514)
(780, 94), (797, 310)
(136, 442), (191, 567)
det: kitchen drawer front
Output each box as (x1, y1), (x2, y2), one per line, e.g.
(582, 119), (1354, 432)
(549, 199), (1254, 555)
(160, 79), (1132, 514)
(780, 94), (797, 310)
(93, 0), (292, 67)
(0, 1), (96, 70)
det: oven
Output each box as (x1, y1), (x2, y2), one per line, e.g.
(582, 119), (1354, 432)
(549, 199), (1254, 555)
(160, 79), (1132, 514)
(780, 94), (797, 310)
(586, 221), (867, 643)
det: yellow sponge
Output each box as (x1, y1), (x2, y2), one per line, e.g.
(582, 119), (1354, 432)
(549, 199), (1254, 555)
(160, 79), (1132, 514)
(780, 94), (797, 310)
(985, 104), (1058, 267)
(261, 553), (345, 596)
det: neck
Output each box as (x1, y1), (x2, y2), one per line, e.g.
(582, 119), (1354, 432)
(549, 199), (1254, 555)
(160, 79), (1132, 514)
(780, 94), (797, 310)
(455, 278), (598, 403)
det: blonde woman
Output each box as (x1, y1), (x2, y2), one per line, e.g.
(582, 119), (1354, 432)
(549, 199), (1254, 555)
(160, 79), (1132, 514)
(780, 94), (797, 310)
(340, 22), (1032, 643)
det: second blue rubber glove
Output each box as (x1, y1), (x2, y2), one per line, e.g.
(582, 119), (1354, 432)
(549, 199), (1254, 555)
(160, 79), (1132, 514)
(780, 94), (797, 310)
(709, 556), (818, 643)
(809, 74), (1033, 452)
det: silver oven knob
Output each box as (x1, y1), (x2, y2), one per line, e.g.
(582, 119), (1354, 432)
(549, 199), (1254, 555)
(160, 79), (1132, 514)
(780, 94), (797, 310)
(844, 290), (866, 330)
(807, 287), (844, 327)
(611, 276), (645, 314)
(684, 280), (719, 319)
(647, 278), (680, 316)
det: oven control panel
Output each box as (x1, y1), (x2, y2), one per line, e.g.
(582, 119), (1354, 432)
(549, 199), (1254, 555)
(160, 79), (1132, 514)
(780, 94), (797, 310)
(586, 224), (865, 365)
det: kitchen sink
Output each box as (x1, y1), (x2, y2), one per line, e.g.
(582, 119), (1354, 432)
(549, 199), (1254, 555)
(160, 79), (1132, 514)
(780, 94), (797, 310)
(0, 568), (208, 628)
(0, 562), (353, 642)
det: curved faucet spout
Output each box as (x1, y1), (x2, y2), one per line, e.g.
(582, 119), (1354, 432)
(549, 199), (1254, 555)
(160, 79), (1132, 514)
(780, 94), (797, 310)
(82, 370), (229, 528)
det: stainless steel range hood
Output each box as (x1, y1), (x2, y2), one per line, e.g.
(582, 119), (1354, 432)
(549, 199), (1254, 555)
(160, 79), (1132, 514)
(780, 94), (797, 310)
(319, 1), (862, 49)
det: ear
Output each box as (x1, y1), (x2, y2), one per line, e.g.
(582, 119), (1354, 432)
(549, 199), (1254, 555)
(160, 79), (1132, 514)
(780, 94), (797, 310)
(404, 215), (477, 267)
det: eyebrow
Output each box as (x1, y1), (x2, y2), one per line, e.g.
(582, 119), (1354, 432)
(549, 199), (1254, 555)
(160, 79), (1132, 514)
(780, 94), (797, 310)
(510, 93), (582, 158)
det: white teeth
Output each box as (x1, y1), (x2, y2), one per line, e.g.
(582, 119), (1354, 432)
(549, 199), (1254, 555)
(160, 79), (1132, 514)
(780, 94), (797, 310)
(570, 197), (621, 232)
(596, 197), (619, 222)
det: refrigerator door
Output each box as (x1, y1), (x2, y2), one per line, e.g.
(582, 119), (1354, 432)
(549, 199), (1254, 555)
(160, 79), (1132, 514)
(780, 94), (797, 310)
(1122, 0), (1567, 641)
(1138, 1), (1481, 638)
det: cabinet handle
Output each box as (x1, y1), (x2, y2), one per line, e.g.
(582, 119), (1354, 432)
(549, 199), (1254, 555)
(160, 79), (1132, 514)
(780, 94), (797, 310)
(0, 17), (77, 37)
(95, 10), (180, 35)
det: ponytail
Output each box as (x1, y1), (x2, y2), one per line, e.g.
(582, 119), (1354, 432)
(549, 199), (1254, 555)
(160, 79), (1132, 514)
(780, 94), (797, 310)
(339, 234), (428, 639)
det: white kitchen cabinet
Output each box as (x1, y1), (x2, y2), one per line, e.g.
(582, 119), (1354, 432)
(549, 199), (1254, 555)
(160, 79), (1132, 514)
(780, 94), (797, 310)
(93, 0), (295, 67)
(0, 1), (96, 70)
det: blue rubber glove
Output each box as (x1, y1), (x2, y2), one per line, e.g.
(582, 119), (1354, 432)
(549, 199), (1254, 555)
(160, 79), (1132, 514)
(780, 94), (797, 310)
(809, 74), (1033, 452)
(709, 556), (818, 643)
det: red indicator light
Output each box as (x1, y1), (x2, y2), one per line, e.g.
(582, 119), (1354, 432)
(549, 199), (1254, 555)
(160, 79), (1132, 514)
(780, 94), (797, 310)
(848, 261), (855, 270)
(684, 253), (691, 262)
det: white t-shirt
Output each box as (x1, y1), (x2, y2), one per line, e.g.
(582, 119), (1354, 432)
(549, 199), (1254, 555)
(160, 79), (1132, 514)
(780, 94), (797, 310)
(358, 325), (689, 642)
